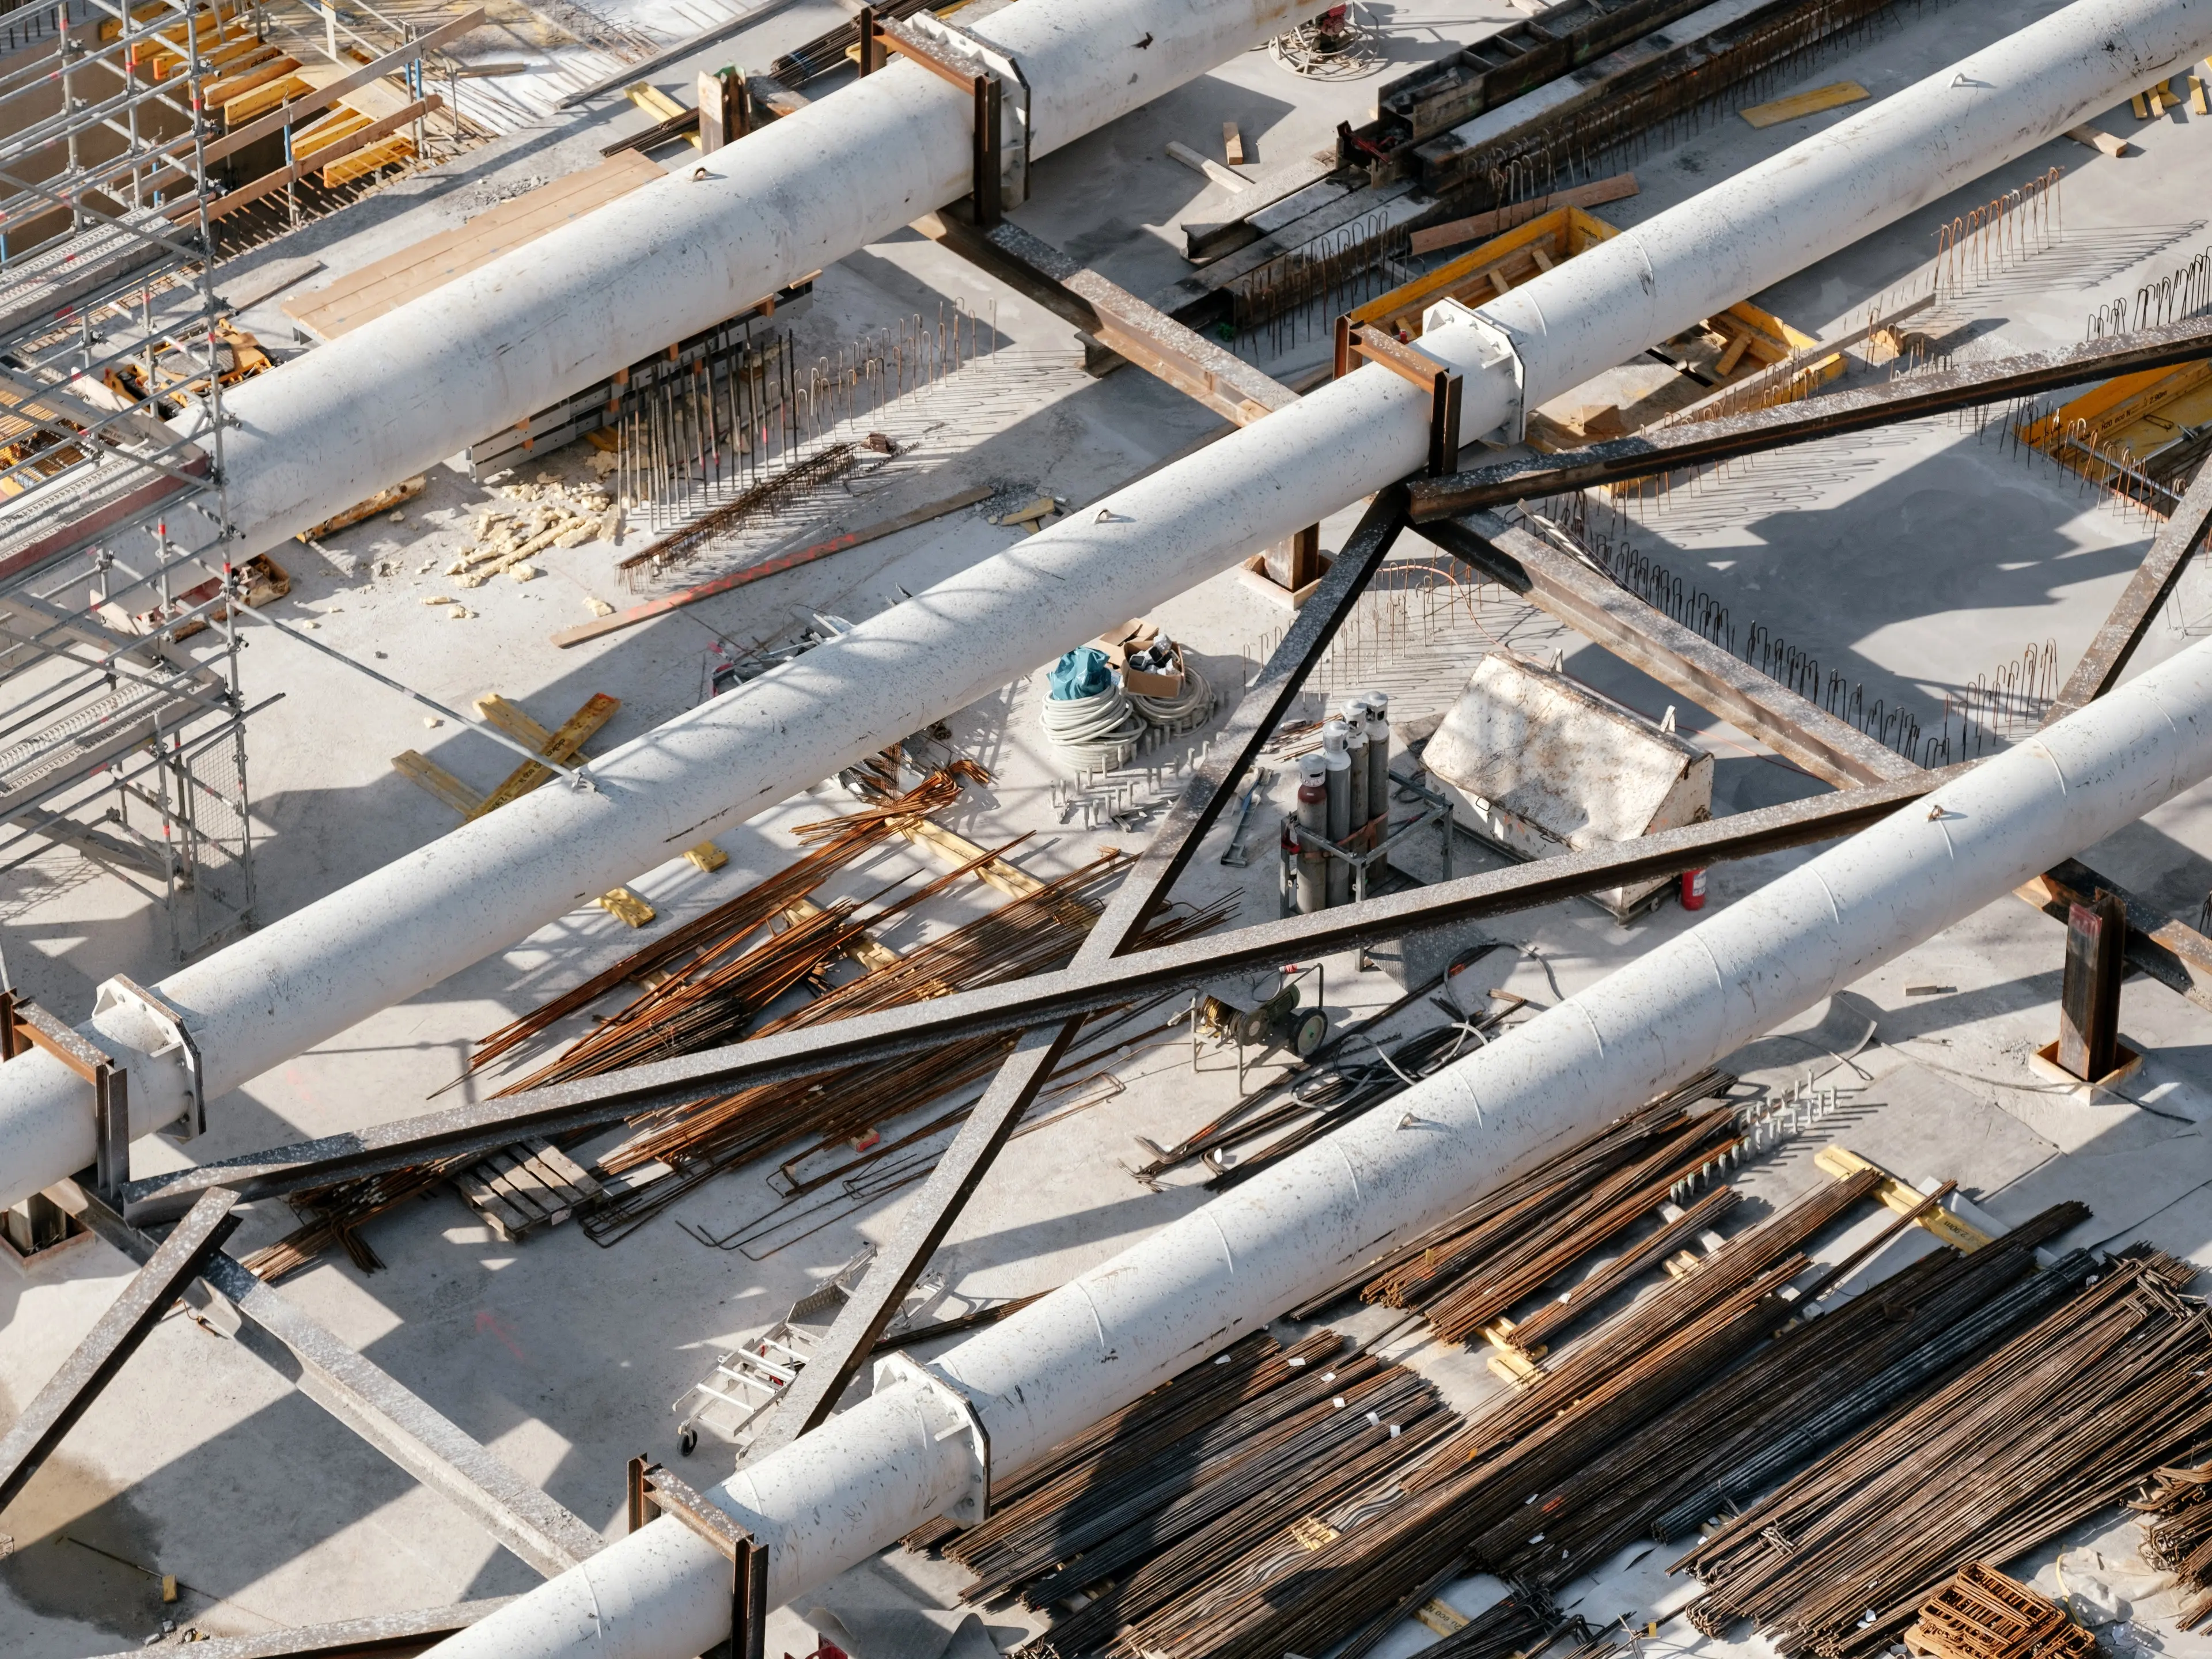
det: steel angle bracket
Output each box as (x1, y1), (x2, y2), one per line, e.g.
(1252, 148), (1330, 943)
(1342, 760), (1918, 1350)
(1426, 296), (1525, 444)
(94, 974), (205, 1143)
(895, 12), (1031, 208)
(872, 1351), (991, 1525)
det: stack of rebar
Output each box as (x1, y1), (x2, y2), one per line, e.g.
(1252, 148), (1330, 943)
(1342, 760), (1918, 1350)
(2139, 1461), (2212, 1629)
(1679, 1248), (2212, 1659)
(949, 1331), (1453, 1630)
(579, 854), (1234, 1243)
(1473, 1206), (2093, 1586)
(465, 763), (980, 1080)
(1363, 1105), (1744, 1346)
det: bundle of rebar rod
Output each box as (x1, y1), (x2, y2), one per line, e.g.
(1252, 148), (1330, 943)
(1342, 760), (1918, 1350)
(1474, 1206), (2094, 1586)
(1364, 1107), (1744, 1345)
(2139, 1461), (2212, 1628)
(950, 1332), (1450, 1609)
(1679, 1248), (2212, 1659)
(465, 763), (979, 1078)
(1095, 1176), (1884, 1659)
(579, 856), (1234, 1242)
(770, 0), (935, 85)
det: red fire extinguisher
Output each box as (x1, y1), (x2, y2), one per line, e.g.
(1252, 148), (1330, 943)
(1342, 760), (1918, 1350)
(1680, 868), (1708, 911)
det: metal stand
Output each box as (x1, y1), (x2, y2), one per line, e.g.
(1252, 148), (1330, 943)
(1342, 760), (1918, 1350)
(1278, 770), (1454, 913)
(1191, 963), (1327, 1091)
(626, 1458), (767, 1659)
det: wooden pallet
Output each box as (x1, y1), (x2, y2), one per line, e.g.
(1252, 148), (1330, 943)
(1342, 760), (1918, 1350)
(454, 1137), (607, 1241)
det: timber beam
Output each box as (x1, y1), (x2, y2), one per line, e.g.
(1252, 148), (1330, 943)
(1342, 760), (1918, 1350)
(47, 1181), (605, 1580)
(118, 767), (1945, 1222)
(914, 208), (1298, 426)
(1406, 314), (2212, 521)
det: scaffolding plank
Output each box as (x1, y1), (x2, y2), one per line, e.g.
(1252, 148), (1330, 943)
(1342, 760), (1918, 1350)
(0, 1187), (240, 1510)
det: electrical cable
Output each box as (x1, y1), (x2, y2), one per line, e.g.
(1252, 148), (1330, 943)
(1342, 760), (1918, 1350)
(1042, 679), (1143, 768)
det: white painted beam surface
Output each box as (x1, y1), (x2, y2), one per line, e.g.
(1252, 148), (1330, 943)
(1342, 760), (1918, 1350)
(423, 595), (2212, 1659)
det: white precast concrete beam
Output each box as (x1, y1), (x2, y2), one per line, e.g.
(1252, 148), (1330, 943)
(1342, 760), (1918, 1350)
(422, 590), (2212, 1659)
(208, 0), (1301, 554)
(1, 0), (2205, 1198)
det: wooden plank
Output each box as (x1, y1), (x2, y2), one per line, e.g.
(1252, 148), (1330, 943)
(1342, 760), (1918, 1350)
(1740, 79), (1869, 128)
(511, 1146), (589, 1211)
(190, 98), (441, 222)
(150, 8), (486, 191)
(594, 887), (657, 927)
(1408, 173), (1638, 256)
(551, 487), (992, 647)
(283, 153), (662, 339)
(1166, 140), (1248, 192)
(393, 750), (487, 816)
(1813, 1145), (1991, 1251)
(483, 1150), (559, 1225)
(527, 1139), (605, 1200)
(2066, 125), (2131, 157)
(453, 1168), (529, 1241)
(472, 693), (621, 819)
(893, 817), (1045, 898)
(474, 694), (557, 750)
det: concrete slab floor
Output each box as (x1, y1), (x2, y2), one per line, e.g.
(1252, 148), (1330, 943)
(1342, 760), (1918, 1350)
(9, 0), (2212, 1654)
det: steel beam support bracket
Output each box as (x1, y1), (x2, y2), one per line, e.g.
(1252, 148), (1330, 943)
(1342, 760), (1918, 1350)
(857, 6), (1014, 225)
(872, 1351), (991, 1526)
(627, 1457), (767, 1659)
(0, 988), (129, 1196)
(93, 972), (204, 1142)
(1335, 315), (1463, 474)
(1427, 295), (1524, 444)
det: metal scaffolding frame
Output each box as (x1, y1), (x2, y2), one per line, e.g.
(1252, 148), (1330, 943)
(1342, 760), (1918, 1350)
(0, 0), (258, 957)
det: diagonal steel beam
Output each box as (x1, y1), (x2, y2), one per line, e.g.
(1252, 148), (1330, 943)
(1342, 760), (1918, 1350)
(751, 484), (1415, 1453)
(47, 1181), (605, 1579)
(1427, 502), (2212, 1013)
(2043, 459), (2212, 724)
(1425, 507), (1917, 786)
(0, 1185), (239, 1511)
(77, 1599), (514, 1659)
(1404, 315), (2212, 521)
(120, 768), (1944, 1224)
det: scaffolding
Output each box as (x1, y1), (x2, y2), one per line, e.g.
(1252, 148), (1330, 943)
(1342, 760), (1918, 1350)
(0, 0), (256, 959)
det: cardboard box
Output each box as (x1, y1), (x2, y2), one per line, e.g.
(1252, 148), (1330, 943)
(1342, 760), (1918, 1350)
(1094, 618), (1158, 670)
(1123, 641), (1186, 699)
